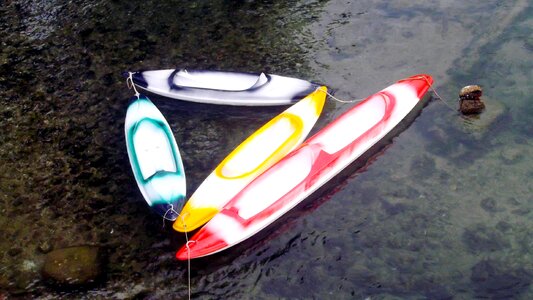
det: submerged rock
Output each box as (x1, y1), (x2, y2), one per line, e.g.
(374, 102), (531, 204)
(456, 99), (506, 139)
(480, 197), (502, 213)
(37, 241), (52, 254)
(41, 246), (103, 287)
(462, 224), (509, 254)
(471, 259), (531, 299)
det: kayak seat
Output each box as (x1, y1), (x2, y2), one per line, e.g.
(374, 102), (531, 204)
(172, 69), (270, 92)
(216, 113), (302, 179)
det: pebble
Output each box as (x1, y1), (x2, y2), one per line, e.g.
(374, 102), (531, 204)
(500, 146), (524, 164)
(38, 241), (52, 253)
(480, 197), (501, 213)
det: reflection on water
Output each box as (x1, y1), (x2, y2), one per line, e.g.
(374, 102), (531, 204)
(0, 0), (531, 298)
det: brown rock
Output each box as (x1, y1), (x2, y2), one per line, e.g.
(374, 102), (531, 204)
(459, 99), (486, 114)
(459, 85), (485, 114)
(460, 85), (483, 100)
(42, 246), (103, 287)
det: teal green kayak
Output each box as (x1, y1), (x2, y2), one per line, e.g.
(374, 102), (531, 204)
(124, 95), (186, 220)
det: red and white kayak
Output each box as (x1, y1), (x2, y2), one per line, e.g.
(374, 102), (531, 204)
(176, 74), (433, 260)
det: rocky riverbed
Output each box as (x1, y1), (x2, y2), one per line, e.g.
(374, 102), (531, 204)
(1, 0), (532, 298)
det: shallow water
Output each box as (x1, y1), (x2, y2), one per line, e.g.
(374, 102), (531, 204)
(0, 0), (531, 299)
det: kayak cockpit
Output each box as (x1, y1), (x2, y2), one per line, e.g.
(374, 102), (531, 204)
(216, 113), (303, 179)
(171, 69), (270, 91)
(131, 119), (178, 181)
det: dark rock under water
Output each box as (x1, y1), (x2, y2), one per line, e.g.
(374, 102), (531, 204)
(42, 246), (103, 287)
(471, 259), (532, 299)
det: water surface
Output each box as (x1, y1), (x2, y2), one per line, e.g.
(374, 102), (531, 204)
(0, 0), (531, 298)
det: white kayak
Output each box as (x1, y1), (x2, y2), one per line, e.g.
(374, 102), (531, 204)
(129, 69), (320, 106)
(175, 74), (433, 259)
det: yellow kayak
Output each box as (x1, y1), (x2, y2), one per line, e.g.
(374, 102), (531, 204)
(173, 87), (327, 232)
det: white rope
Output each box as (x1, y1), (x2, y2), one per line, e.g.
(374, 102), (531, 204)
(185, 240), (195, 300)
(319, 76), (462, 117)
(408, 75), (474, 120)
(126, 72), (140, 99)
(316, 87), (364, 103)
(161, 211), (193, 299)
(179, 213), (194, 300)
(161, 204), (180, 226)
(412, 75), (457, 112)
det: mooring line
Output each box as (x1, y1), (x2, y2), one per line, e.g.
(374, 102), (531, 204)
(160, 211), (193, 299)
(178, 213), (193, 300)
(316, 86), (365, 103)
(126, 72), (140, 99)
(319, 76), (463, 117)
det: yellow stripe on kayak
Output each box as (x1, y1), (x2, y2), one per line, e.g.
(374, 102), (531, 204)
(215, 112), (303, 179)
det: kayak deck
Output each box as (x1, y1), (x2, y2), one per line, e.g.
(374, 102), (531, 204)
(125, 96), (186, 220)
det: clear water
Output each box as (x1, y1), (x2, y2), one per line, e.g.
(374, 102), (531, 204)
(0, 0), (531, 298)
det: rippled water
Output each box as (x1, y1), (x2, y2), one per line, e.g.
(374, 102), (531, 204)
(1, 0), (531, 298)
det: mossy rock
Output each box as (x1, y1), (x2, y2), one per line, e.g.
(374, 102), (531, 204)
(41, 245), (103, 287)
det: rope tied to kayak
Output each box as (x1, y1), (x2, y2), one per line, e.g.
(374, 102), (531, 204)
(161, 212), (194, 300)
(406, 75), (474, 120)
(319, 76), (462, 116)
(180, 212), (194, 300)
(162, 204), (181, 224)
(408, 75), (458, 111)
(316, 86), (365, 103)
(184, 240), (196, 300)
(126, 72), (141, 99)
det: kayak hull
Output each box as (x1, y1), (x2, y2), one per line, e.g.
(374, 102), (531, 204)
(176, 74), (433, 259)
(173, 87), (327, 232)
(130, 69), (319, 106)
